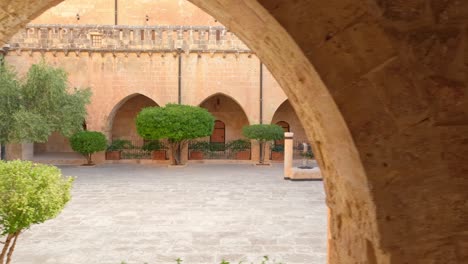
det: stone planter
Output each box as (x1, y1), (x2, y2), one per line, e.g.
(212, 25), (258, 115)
(105, 150), (121, 160)
(271, 151), (284, 161)
(235, 150), (251, 160)
(189, 151), (204, 160)
(152, 150), (166, 160)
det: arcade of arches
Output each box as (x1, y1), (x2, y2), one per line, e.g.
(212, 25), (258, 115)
(0, 0), (467, 264)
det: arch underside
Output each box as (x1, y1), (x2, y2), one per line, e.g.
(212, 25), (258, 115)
(0, 0), (467, 263)
(110, 94), (158, 142)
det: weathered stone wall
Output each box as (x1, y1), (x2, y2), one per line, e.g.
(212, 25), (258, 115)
(8, 24), (249, 53)
(31, 0), (220, 26)
(4, 50), (287, 138)
(34, 132), (74, 153)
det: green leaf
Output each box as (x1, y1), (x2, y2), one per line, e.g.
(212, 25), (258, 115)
(0, 160), (74, 236)
(242, 124), (284, 142)
(70, 131), (107, 156)
(0, 60), (91, 144)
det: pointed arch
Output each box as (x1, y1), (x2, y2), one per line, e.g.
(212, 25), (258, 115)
(198, 93), (250, 143)
(271, 100), (306, 140)
(106, 93), (159, 140)
(197, 92), (247, 115)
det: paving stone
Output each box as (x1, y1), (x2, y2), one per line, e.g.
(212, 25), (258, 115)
(9, 164), (327, 264)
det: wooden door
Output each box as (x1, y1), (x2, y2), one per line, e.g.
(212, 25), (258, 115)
(210, 120), (225, 143)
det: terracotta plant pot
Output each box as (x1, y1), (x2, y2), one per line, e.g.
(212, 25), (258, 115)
(189, 151), (204, 160)
(235, 150), (251, 160)
(106, 150), (121, 160)
(152, 150), (166, 160)
(271, 151), (284, 161)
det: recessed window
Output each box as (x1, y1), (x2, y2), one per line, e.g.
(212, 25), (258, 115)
(91, 35), (102, 47)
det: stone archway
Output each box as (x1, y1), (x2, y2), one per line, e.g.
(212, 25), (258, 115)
(1, 1), (467, 264)
(198, 93), (250, 143)
(271, 100), (307, 141)
(108, 93), (159, 142)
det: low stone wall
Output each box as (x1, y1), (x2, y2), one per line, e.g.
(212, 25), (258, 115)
(290, 167), (322, 181)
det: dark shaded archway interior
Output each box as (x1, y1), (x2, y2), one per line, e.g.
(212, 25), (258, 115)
(199, 93), (250, 143)
(111, 94), (158, 143)
(271, 100), (306, 140)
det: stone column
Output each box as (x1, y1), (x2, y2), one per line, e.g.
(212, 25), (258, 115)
(284, 132), (293, 179)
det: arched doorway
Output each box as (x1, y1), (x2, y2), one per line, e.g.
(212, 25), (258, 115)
(108, 94), (158, 159)
(109, 94), (158, 140)
(194, 93), (250, 160)
(271, 100), (309, 161)
(199, 93), (249, 143)
(271, 100), (306, 140)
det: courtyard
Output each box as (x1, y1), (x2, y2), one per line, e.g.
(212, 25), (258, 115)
(11, 164), (327, 264)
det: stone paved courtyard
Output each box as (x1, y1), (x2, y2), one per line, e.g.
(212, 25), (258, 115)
(11, 164), (327, 264)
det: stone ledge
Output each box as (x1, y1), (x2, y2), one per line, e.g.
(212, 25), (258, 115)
(289, 167), (322, 181)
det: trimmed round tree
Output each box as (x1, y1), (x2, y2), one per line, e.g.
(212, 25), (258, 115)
(243, 124), (284, 164)
(136, 104), (215, 165)
(0, 160), (74, 264)
(69, 131), (107, 165)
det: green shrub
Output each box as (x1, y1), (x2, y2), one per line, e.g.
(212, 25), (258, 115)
(189, 141), (228, 153)
(136, 104), (215, 165)
(209, 142), (225, 151)
(189, 141), (211, 153)
(0, 160), (73, 264)
(226, 139), (251, 153)
(142, 140), (166, 151)
(70, 131), (107, 165)
(271, 144), (284, 152)
(301, 149), (314, 159)
(107, 139), (133, 151)
(243, 124), (284, 164)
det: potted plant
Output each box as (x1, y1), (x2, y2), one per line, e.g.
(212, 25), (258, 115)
(106, 139), (132, 160)
(189, 141), (210, 160)
(271, 144), (284, 161)
(227, 139), (251, 160)
(142, 140), (167, 160)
